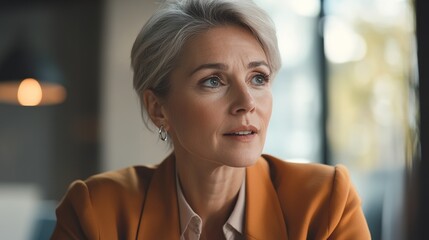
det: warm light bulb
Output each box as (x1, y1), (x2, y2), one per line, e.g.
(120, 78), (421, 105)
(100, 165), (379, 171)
(17, 78), (42, 106)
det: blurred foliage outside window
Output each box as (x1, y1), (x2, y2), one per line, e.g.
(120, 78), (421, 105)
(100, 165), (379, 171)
(325, 0), (418, 172)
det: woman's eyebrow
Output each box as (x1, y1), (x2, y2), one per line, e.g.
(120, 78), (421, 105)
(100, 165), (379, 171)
(189, 60), (269, 76)
(248, 61), (269, 69)
(190, 63), (228, 75)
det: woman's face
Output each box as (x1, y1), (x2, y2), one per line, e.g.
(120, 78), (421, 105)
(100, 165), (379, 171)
(162, 25), (273, 167)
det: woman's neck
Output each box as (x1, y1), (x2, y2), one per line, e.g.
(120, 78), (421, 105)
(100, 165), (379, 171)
(175, 152), (245, 236)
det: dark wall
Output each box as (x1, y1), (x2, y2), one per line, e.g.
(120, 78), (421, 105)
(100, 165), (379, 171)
(412, 0), (429, 239)
(0, 1), (103, 200)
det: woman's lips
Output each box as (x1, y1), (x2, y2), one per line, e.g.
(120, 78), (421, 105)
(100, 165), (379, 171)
(223, 126), (258, 141)
(223, 125), (258, 135)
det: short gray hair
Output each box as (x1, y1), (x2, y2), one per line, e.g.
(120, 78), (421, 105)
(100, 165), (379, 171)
(131, 0), (281, 127)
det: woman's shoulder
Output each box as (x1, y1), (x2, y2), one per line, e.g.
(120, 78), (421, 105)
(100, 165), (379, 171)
(75, 164), (158, 198)
(260, 155), (369, 238)
(262, 154), (351, 190)
(53, 165), (160, 239)
(261, 154), (356, 210)
(58, 164), (160, 214)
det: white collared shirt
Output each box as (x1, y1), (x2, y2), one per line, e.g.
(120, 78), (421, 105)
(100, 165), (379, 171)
(176, 173), (246, 240)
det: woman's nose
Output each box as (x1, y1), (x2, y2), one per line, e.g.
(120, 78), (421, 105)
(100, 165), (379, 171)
(229, 84), (256, 115)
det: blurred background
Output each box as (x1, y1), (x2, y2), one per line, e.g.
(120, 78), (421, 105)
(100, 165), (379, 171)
(0, 0), (427, 239)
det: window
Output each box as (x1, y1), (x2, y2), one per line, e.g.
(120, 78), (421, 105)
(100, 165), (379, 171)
(257, 0), (417, 238)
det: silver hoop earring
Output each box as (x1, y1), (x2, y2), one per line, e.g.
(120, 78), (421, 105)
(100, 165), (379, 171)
(158, 125), (168, 141)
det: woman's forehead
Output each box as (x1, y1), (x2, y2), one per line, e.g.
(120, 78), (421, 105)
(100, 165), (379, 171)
(177, 25), (267, 68)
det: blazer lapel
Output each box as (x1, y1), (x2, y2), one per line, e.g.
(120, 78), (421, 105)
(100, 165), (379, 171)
(136, 154), (288, 240)
(245, 157), (288, 240)
(137, 154), (181, 240)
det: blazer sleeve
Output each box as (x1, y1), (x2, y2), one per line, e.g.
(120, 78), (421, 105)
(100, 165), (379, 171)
(51, 180), (99, 240)
(327, 165), (371, 239)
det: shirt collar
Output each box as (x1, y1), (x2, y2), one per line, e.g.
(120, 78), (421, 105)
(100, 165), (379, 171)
(176, 174), (202, 237)
(223, 177), (245, 234)
(175, 171), (246, 239)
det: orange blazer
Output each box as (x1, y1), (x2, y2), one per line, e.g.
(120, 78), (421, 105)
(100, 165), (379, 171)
(51, 154), (371, 239)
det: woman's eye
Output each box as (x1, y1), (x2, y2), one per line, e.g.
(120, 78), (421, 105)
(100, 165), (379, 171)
(251, 74), (269, 86)
(201, 76), (222, 88)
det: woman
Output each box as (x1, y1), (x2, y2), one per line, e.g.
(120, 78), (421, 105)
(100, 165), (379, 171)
(52, 0), (371, 239)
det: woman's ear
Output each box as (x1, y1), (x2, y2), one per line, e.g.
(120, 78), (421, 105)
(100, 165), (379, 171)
(142, 89), (168, 128)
